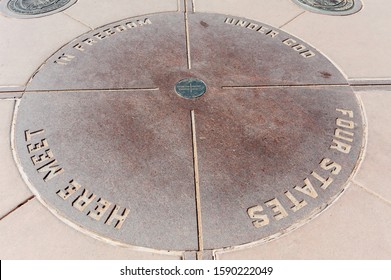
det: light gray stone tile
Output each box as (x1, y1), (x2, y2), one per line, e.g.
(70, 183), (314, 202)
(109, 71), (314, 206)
(216, 184), (391, 259)
(0, 198), (182, 260)
(283, 0), (391, 80)
(0, 13), (90, 86)
(64, 0), (179, 29)
(0, 101), (33, 218)
(195, 0), (304, 27)
(354, 91), (391, 202)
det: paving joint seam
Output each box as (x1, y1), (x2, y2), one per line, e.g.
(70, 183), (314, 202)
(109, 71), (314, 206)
(351, 180), (391, 206)
(22, 84), (353, 94)
(182, 249), (215, 260)
(191, 0), (196, 13)
(63, 11), (94, 30)
(278, 11), (306, 29)
(0, 86), (26, 92)
(348, 78), (391, 85)
(0, 97), (22, 101)
(178, 0), (195, 13)
(0, 91), (24, 94)
(352, 87), (391, 92)
(0, 195), (35, 221)
(352, 84), (391, 87)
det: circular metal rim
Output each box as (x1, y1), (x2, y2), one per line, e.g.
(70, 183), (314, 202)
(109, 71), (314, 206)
(291, 0), (363, 16)
(11, 11), (367, 254)
(0, 0), (78, 19)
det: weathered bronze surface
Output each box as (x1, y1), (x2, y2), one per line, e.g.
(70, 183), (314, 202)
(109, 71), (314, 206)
(14, 13), (364, 251)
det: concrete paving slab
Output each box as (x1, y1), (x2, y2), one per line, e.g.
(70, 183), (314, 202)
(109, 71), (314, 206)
(195, 0), (304, 27)
(0, 12), (90, 87)
(64, 0), (178, 29)
(0, 100), (33, 219)
(354, 91), (391, 202)
(216, 183), (391, 259)
(0, 198), (182, 259)
(282, 0), (391, 80)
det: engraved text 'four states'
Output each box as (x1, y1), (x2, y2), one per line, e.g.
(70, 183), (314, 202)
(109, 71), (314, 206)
(248, 108), (356, 228)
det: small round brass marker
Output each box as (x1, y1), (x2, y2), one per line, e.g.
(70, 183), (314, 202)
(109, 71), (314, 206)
(175, 78), (206, 99)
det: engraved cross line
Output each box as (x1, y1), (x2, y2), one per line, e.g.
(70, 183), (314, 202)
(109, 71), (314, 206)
(183, 0), (204, 261)
(177, 84), (203, 93)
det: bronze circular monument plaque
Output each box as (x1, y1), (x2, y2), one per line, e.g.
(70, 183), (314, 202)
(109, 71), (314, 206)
(1, 0), (77, 18)
(13, 12), (364, 255)
(291, 0), (363, 15)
